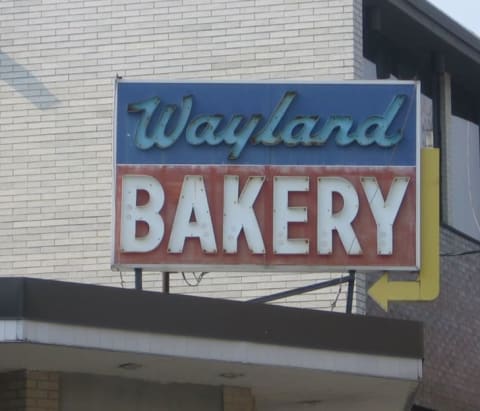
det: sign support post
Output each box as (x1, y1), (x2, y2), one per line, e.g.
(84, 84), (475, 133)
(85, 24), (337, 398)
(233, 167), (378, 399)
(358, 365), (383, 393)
(134, 267), (143, 290)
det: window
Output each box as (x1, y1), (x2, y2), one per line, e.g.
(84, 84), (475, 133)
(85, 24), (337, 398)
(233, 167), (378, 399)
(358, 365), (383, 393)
(444, 115), (480, 241)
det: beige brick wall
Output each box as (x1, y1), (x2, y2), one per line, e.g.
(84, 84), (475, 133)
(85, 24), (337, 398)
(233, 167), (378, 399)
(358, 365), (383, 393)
(0, 0), (365, 312)
(0, 370), (59, 411)
(223, 386), (256, 411)
(0, 370), (25, 411)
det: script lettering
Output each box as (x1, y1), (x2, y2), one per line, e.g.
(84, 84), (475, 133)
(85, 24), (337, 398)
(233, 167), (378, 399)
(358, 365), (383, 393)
(127, 92), (407, 159)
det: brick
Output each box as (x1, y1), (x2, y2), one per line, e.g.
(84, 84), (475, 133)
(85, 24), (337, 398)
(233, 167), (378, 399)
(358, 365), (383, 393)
(367, 226), (480, 409)
(1, 0), (364, 311)
(0, 370), (60, 410)
(223, 386), (255, 411)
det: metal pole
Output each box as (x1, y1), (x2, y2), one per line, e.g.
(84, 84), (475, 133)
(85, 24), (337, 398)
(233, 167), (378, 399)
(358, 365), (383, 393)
(248, 275), (352, 304)
(134, 267), (143, 290)
(163, 271), (170, 294)
(346, 270), (356, 314)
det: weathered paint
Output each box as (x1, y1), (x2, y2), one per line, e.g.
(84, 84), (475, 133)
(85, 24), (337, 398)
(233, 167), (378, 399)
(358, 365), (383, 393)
(126, 91), (407, 159)
(115, 81), (418, 167)
(113, 164), (416, 271)
(112, 81), (420, 273)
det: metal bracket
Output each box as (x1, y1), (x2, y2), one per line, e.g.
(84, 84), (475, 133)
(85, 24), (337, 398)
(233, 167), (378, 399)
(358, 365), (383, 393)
(249, 270), (356, 314)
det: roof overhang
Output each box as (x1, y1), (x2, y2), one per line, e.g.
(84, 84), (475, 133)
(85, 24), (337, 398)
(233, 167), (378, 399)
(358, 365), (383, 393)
(0, 278), (423, 410)
(363, 0), (480, 122)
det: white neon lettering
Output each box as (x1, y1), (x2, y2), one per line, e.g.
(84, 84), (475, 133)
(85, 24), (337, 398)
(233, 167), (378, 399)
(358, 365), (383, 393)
(223, 175), (265, 254)
(362, 176), (409, 255)
(317, 177), (362, 255)
(168, 175), (217, 253)
(273, 176), (309, 254)
(120, 175), (165, 253)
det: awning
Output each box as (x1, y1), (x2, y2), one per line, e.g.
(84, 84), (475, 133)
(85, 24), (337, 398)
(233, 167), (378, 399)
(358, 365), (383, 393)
(0, 277), (423, 411)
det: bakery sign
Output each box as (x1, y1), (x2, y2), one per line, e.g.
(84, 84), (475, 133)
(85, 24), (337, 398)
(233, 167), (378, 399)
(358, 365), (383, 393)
(112, 81), (419, 273)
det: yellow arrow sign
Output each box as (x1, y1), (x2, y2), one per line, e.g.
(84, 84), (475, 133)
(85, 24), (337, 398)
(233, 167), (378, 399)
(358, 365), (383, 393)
(368, 147), (440, 311)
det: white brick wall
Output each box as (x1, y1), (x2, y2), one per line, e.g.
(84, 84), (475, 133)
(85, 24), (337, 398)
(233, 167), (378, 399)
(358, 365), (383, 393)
(0, 0), (365, 312)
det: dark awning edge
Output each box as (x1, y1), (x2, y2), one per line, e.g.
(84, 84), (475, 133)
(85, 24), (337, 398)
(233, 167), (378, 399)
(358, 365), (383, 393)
(0, 277), (423, 360)
(392, 0), (480, 62)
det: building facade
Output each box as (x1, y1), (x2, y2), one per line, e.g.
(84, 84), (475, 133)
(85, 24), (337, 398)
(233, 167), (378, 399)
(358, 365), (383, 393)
(2, 0), (480, 410)
(0, 0), (366, 312)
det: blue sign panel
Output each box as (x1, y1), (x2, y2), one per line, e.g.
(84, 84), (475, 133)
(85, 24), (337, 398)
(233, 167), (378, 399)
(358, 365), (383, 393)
(115, 81), (418, 166)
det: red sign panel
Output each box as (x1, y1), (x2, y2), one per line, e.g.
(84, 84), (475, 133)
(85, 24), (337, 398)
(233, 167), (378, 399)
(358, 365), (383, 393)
(114, 164), (416, 272)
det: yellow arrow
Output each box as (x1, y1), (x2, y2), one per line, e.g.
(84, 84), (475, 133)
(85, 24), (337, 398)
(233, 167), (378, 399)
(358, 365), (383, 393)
(368, 147), (440, 311)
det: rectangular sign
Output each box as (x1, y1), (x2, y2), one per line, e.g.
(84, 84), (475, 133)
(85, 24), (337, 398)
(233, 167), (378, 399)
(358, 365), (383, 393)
(112, 81), (419, 272)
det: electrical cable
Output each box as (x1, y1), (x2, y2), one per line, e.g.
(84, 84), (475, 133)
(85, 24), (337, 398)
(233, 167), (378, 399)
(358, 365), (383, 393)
(330, 283), (343, 311)
(440, 250), (480, 257)
(181, 271), (208, 286)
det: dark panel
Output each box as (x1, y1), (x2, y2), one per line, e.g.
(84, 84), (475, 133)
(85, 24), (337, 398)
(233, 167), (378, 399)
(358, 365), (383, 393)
(0, 278), (25, 318)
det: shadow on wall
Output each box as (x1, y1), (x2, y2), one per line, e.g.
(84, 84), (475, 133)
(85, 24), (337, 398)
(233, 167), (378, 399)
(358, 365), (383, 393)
(0, 50), (60, 109)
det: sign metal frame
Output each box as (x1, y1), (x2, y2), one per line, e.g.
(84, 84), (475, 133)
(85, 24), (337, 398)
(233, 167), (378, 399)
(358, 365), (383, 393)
(111, 80), (420, 274)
